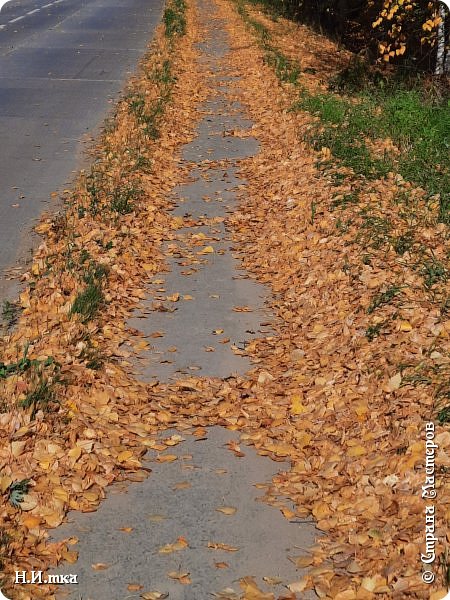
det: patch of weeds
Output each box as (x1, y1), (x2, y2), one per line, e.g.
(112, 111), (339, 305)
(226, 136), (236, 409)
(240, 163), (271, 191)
(440, 296), (450, 317)
(0, 529), (11, 570)
(392, 232), (415, 255)
(335, 217), (352, 233)
(358, 212), (391, 250)
(265, 48), (300, 84)
(294, 91), (347, 125)
(129, 93), (146, 121)
(438, 405), (450, 425)
(1, 300), (21, 328)
(79, 249), (91, 264)
(20, 379), (56, 418)
(110, 183), (140, 214)
(296, 85), (449, 217)
(134, 154), (152, 172)
(330, 57), (386, 94)
(310, 201), (316, 224)
(86, 168), (104, 216)
(82, 260), (109, 286)
(6, 479), (30, 508)
(362, 254), (372, 265)
(367, 285), (402, 314)
(128, 93), (168, 141)
(81, 345), (105, 371)
(163, 0), (186, 38)
(151, 59), (175, 86)
(330, 171), (346, 186)
(331, 192), (359, 211)
(440, 549), (450, 589)
(0, 345), (54, 380)
(70, 283), (104, 322)
(421, 257), (447, 289)
(366, 322), (384, 341)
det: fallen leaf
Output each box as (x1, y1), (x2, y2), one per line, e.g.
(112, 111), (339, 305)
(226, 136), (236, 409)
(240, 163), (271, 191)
(207, 542), (240, 551)
(167, 571), (191, 584)
(91, 563), (110, 571)
(216, 506), (237, 515)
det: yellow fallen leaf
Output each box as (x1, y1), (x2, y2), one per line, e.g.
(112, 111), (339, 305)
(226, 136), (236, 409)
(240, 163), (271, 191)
(198, 245), (214, 254)
(68, 447), (82, 461)
(62, 550), (78, 564)
(43, 510), (63, 526)
(117, 450), (133, 463)
(156, 454), (178, 463)
(280, 507), (296, 520)
(288, 580), (308, 593)
(334, 590), (357, 600)
(20, 494), (38, 512)
(239, 576), (274, 599)
(399, 320), (412, 332)
(167, 571), (191, 584)
(347, 445), (366, 457)
(290, 395), (306, 415)
(10, 441), (27, 457)
(216, 506), (237, 515)
(22, 515), (41, 529)
(159, 536), (188, 554)
(91, 563), (110, 571)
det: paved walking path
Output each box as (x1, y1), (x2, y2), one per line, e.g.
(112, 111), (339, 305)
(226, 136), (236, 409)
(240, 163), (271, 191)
(50, 2), (316, 598)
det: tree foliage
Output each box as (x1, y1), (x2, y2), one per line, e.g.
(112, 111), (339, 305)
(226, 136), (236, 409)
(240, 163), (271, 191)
(257, 0), (449, 71)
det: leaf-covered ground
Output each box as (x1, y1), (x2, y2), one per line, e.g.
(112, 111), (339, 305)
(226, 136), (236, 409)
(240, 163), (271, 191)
(0, 0), (449, 598)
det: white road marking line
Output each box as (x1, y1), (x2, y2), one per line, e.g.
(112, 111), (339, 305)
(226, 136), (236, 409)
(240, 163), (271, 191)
(3, 0), (65, 26)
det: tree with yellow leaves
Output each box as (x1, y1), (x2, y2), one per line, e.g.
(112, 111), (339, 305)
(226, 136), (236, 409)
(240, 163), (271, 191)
(372, 0), (449, 72)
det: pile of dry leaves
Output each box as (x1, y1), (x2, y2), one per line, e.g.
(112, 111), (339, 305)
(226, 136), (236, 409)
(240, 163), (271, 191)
(0, 0), (449, 598)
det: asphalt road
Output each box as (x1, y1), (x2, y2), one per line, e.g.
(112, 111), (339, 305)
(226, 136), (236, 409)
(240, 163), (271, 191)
(0, 0), (164, 302)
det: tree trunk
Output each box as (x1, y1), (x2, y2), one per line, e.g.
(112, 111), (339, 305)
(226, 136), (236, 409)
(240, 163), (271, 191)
(435, 4), (446, 75)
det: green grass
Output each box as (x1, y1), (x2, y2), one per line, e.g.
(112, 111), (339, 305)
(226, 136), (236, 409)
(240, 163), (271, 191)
(0, 345), (54, 380)
(294, 83), (450, 218)
(163, 0), (186, 38)
(237, 0), (450, 221)
(71, 256), (108, 321)
(19, 379), (56, 419)
(365, 322), (384, 341)
(1, 300), (20, 328)
(367, 285), (402, 314)
(110, 183), (140, 214)
(70, 283), (104, 322)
